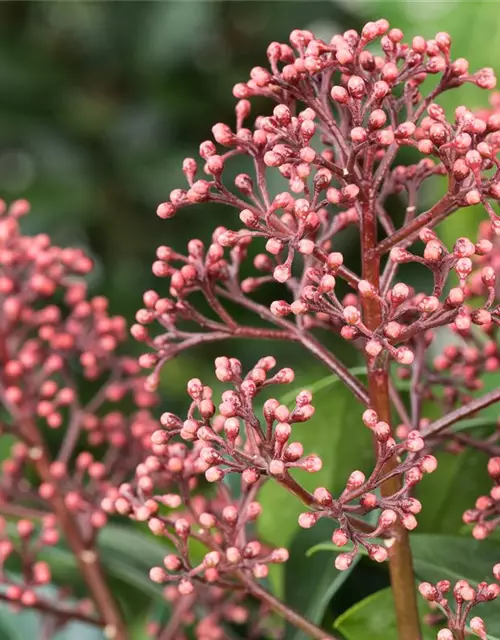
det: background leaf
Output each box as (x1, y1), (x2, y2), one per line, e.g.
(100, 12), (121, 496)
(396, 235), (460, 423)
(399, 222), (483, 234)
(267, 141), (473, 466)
(333, 587), (436, 640)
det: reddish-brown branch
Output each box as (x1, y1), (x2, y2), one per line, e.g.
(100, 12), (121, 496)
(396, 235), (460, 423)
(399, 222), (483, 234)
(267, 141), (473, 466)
(422, 388), (500, 439)
(0, 592), (101, 627)
(157, 594), (196, 640)
(375, 194), (455, 255)
(236, 570), (339, 640)
(21, 418), (127, 640)
(360, 198), (422, 639)
(216, 287), (370, 405)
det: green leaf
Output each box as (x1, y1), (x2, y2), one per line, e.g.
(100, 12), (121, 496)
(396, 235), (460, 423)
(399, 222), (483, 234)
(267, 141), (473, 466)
(0, 604), (32, 640)
(284, 520), (360, 640)
(416, 445), (492, 533)
(333, 587), (436, 640)
(307, 542), (368, 559)
(257, 384), (373, 592)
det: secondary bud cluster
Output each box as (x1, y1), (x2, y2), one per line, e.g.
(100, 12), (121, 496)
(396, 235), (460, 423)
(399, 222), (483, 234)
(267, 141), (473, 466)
(298, 408), (436, 569)
(0, 515), (94, 621)
(104, 417), (291, 596)
(0, 200), (158, 631)
(419, 571), (500, 639)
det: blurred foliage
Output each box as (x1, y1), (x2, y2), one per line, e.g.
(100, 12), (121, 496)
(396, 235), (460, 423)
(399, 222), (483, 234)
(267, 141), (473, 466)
(2, 1), (500, 638)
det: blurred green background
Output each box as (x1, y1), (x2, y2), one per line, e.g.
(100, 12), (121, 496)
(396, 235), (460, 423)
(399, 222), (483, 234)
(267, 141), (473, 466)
(2, 2), (500, 638)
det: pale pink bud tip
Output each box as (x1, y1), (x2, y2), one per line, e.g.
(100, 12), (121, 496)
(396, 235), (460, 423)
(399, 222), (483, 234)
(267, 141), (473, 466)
(437, 630), (454, 640)
(470, 616), (487, 639)
(335, 553), (353, 571)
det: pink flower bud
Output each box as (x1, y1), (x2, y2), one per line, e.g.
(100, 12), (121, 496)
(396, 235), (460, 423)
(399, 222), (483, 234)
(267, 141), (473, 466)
(178, 579), (194, 595)
(330, 86), (349, 104)
(302, 455), (323, 473)
(420, 455), (438, 474)
(437, 630), (453, 640)
(379, 509), (398, 528)
(332, 529), (349, 547)
(298, 512), (319, 529)
(395, 347), (414, 365)
(369, 545), (388, 563)
(269, 459), (285, 476)
(156, 202), (176, 219)
(493, 563), (500, 581)
(347, 470), (365, 489)
(335, 553), (353, 571)
(274, 265), (291, 283)
(205, 467), (224, 483)
(401, 514), (418, 530)
(418, 582), (438, 601)
(365, 340), (383, 357)
(271, 548), (289, 563)
(470, 617), (487, 639)
(212, 123), (234, 146)
(343, 305), (360, 325)
(149, 567), (167, 583)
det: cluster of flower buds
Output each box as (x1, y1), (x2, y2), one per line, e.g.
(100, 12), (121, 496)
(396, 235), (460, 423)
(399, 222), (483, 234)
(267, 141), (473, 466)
(5, 14), (500, 640)
(132, 19), (500, 638)
(104, 453), (290, 593)
(463, 456), (500, 539)
(419, 565), (500, 639)
(144, 21), (500, 392)
(298, 408), (437, 569)
(0, 200), (159, 635)
(0, 515), (95, 623)
(104, 359), (319, 592)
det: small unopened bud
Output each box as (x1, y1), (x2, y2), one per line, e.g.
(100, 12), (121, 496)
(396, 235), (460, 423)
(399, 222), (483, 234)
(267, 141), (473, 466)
(346, 470), (365, 489)
(335, 553), (353, 571)
(343, 305), (360, 325)
(470, 617), (487, 639)
(298, 512), (319, 529)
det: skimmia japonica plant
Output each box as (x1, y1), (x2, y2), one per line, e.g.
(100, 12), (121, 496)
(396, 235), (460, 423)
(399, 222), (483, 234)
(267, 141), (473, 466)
(3, 18), (500, 640)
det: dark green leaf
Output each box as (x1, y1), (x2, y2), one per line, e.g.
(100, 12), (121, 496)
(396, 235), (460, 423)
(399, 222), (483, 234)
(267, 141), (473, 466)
(333, 587), (436, 640)
(416, 446), (491, 533)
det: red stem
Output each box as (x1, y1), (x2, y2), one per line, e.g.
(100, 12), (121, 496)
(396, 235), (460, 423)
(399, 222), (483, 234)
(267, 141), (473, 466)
(21, 418), (127, 640)
(360, 198), (422, 638)
(236, 571), (340, 640)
